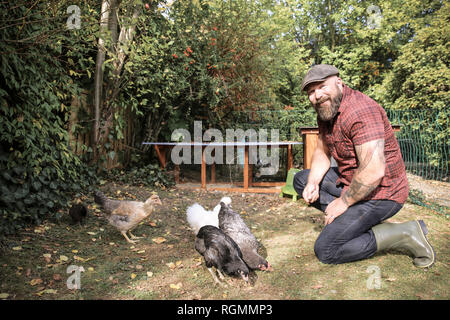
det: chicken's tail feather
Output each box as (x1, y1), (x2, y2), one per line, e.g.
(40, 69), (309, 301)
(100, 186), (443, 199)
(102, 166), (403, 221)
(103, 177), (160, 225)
(94, 191), (108, 206)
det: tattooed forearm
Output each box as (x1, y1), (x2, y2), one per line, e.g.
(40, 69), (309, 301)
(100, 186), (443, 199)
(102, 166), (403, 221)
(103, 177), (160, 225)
(342, 178), (378, 205)
(341, 139), (386, 206)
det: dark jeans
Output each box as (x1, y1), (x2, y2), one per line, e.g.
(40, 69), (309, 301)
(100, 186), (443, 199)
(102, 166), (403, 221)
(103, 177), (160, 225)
(293, 168), (403, 264)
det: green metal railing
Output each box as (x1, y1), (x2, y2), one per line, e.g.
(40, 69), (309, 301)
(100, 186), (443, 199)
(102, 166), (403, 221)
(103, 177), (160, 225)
(386, 109), (449, 182)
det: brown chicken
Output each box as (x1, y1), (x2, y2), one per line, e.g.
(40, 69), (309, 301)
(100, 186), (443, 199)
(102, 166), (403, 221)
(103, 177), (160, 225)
(94, 191), (162, 244)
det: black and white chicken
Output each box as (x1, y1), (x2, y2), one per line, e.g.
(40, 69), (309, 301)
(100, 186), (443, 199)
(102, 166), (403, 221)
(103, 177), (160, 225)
(218, 202), (272, 271)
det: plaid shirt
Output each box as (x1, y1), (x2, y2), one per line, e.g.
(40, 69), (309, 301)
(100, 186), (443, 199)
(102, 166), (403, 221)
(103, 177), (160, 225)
(318, 84), (409, 204)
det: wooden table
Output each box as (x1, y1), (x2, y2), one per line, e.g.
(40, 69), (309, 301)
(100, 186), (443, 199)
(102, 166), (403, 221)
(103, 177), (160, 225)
(142, 141), (302, 193)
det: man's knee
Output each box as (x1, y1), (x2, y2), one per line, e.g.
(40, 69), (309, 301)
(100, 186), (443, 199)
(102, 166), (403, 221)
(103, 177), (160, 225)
(293, 169), (309, 195)
(314, 234), (338, 264)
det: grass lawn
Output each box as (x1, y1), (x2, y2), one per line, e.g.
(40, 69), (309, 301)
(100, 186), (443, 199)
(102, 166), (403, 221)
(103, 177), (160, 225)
(0, 182), (448, 300)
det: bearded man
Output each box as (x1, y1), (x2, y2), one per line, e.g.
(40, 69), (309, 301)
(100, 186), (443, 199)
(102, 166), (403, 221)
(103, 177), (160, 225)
(293, 64), (435, 267)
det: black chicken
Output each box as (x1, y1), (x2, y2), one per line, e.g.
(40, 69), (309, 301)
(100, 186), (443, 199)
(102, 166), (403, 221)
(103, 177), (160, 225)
(69, 204), (87, 225)
(195, 225), (249, 285)
(218, 202), (272, 271)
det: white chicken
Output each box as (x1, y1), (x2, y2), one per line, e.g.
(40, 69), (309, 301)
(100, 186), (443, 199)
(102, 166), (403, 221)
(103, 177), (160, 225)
(186, 197), (232, 235)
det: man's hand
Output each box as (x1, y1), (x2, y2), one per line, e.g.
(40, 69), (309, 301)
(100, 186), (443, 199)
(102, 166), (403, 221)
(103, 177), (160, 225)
(303, 183), (319, 204)
(324, 197), (349, 225)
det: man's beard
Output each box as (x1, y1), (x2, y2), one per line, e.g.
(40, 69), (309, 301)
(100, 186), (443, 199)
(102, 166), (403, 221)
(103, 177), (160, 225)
(314, 89), (343, 122)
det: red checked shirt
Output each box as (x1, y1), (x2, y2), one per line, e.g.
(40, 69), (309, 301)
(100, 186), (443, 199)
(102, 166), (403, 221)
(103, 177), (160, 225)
(318, 84), (409, 204)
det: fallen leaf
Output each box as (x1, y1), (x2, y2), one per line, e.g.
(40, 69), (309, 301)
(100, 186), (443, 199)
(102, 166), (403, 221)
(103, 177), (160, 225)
(311, 284), (323, 290)
(72, 250), (78, 253)
(0, 293), (9, 299)
(152, 237), (166, 244)
(170, 282), (182, 290)
(149, 221), (157, 227)
(87, 232), (96, 236)
(166, 262), (176, 269)
(59, 255), (69, 262)
(12, 246), (22, 251)
(53, 274), (62, 281)
(30, 278), (43, 286)
(73, 256), (94, 263)
(36, 289), (57, 296)
(88, 267), (94, 272)
(146, 272), (153, 278)
(131, 273), (137, 279)
(385, 277), (396, 282)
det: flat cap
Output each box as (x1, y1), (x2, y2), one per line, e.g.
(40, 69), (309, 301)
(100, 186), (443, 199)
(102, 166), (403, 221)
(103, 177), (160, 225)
(301, 64), (339, 91)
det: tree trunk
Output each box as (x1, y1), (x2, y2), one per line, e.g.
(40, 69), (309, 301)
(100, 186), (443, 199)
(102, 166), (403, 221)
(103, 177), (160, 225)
(110, 7), (140, 101)
(327, 0), (335, 52)
(109, 0), (120, 47)
(93, 0), (113, 162)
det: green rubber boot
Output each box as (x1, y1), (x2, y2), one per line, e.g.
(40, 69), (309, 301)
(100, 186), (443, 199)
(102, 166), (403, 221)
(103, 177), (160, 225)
(372, 220), (436, 268)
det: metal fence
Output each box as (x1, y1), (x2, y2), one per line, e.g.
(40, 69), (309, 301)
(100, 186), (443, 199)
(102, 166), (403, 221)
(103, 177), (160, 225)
(231, 108), (449, 182)
(386, 109), (449, 182)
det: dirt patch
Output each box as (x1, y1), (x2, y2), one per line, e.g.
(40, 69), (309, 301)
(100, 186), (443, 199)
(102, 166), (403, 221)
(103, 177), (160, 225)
(407, 173), (450, 207)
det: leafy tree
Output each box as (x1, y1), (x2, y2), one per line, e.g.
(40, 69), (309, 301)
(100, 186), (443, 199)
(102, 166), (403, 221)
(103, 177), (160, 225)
(372, 1), (449, 110)
(0, 1), (97, 235)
